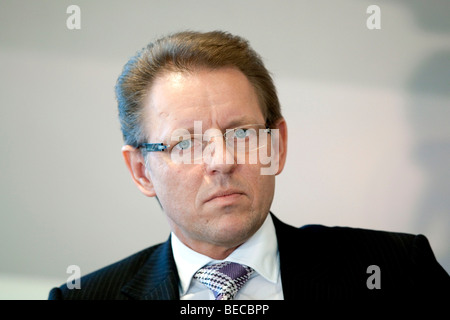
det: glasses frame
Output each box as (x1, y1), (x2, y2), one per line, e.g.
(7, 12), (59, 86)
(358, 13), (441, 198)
(138, 124), (271, 153)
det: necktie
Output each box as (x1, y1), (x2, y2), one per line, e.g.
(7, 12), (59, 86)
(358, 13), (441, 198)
(193, 261), (254, 300)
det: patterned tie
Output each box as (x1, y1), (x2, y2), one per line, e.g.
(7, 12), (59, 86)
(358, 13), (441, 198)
(193, 261), (254, 300)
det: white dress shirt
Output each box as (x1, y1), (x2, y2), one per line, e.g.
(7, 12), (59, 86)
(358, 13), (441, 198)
(171, 213), (284, 300)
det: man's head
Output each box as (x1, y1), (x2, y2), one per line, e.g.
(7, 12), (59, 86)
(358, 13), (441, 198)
(116, 31), (287, 258)
(116, 31), (282, 147)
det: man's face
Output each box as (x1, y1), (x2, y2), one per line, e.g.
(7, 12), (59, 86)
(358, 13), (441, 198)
(128, 67), (286, 253)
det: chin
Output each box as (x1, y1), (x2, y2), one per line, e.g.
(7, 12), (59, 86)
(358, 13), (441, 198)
(206, 210), (265, 246)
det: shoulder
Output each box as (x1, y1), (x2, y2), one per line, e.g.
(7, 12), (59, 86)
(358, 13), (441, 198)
(277, 219), (422, 266)
(276, 217), (449, 301)
(293, 223), (439, 271)
(48, 242), (166, 300)
(273, 213), (420, 252)
(299, 223), (419, 250)
(298, 223), (438, 263)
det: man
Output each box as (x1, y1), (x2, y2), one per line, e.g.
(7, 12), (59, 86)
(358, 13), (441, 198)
(49, 31), (449, 302)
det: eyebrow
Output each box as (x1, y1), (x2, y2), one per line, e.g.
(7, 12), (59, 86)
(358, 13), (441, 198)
(224, 116), (264, 129)
(159, 116), (265, 142)
(181, 116), (263, 132)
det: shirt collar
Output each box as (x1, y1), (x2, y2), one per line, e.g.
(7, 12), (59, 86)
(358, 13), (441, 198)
(171, 213), (279, 295)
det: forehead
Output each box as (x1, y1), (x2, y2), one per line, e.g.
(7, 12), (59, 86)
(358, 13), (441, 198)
(142, 67), (265, 139)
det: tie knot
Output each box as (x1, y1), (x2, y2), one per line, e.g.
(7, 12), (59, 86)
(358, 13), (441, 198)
(193, 261), (254, 300)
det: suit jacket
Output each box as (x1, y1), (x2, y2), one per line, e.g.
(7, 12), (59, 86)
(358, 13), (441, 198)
(48, 214), (449, 302)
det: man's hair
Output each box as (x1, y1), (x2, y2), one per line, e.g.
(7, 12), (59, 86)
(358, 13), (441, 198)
(115, 30), (282, 147)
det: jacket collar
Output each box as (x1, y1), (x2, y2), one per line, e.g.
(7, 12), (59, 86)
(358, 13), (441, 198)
(271, 213), (334, 300)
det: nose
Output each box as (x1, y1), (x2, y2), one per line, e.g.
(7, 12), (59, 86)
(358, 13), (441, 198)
(203, 136), (237, 175)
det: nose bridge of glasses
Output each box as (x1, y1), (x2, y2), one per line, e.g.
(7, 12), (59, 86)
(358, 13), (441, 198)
(186, 130), (228, 165)
(201, 128), (227, 147)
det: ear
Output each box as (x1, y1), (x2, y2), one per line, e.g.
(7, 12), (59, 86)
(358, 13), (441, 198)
(274, 118), (288, 175)
(121, 145), (156, 197)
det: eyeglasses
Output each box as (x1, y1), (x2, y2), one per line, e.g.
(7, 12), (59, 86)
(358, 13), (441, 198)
(138, 124), (272, 164)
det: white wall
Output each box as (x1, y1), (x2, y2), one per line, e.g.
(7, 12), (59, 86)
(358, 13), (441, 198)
(1, 0), (449, 299)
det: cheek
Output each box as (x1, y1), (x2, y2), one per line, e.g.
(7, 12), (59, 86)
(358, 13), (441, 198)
(240, 166), (275, 201)
(255, 175), (275, 198)
(150, 163), (200, 210)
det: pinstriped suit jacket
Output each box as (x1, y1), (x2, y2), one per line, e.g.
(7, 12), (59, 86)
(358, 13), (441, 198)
(48, 214), (449, 301)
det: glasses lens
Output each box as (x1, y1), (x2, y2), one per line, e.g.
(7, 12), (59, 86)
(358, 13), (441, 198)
(169, 125), (271, 164)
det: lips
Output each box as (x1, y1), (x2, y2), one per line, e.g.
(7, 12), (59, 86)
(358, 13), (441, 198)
(205, 189), (245, 203)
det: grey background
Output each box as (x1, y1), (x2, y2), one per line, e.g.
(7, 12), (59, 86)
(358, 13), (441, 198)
(0, 0), (449, 299)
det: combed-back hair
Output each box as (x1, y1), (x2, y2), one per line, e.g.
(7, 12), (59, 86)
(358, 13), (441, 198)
(115, 31), (282, 147)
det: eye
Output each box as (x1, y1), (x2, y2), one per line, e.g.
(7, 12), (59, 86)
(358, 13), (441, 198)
(174, 139), (193, 150)
(234, 128), (250, 139)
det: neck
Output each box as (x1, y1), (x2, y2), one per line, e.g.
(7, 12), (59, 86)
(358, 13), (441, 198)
(172, 231), (245, 260)
(191, 243), (240, 260)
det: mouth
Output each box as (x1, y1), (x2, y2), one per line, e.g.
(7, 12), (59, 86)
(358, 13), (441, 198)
(205, 189), (245, 203)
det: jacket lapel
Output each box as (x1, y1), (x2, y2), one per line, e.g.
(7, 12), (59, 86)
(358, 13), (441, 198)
(271, 213), (335, 300)
(121, 236), (180, 300)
